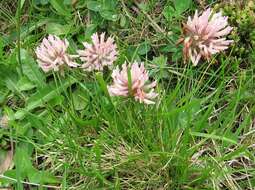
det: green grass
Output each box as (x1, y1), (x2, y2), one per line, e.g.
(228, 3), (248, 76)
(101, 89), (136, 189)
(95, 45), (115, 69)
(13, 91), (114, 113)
(0, 0), (255, 189)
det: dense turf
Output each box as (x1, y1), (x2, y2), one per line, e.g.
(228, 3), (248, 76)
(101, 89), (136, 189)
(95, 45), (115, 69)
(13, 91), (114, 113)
(0, 0), (255, 189)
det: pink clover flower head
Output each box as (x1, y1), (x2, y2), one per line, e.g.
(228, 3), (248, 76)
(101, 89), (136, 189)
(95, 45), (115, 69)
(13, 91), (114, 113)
(35, 35), (78, 72)
(183, 8), (233, 66)
(78, 32), (118, 71)
(108, 61), (158, 104)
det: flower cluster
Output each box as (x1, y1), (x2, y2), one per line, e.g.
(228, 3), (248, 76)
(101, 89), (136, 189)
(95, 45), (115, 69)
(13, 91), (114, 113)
(35, 8), (233, 104)
(35, 35), (78, 72)
(182, 8), (233, 66)
(108, 62), (158, 104)
(77, 32), (118, 71)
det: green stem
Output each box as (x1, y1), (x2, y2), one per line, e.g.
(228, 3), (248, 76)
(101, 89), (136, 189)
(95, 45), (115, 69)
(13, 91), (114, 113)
(17, 0), (23, 76)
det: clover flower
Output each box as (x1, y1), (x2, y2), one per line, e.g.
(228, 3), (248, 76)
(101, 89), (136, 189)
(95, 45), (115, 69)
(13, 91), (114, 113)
(77, 32), (118, 71)
(182, 8), (233, 66)
(108, 61), (158, 104)
(35, 35), (78, 72)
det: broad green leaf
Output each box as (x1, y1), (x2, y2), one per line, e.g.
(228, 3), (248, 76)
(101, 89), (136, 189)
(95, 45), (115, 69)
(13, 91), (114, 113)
(151, 56), (169, 80)
(13, 148), (59, 185)
(152, 55), (168, 67)
(20, 49), (45, 88)
(21, 0), (26, 8)
(0, 90), (8, 105)
(163, 5), (175, 21)
(14, 148), (33, 178)
(174, 0), (192, 15)
(73, 90), (86, 110)
(14, 78), (76, 120)
(48, 95), (64, 107)
(15, 0), (26, 17)
(126, 46), (140, 62)
(101, 0), (118, 10)
(120, 14), (127, 28)
(64, 0), (72, 4)
(96, 73), (110, 98)
(46, 23), (72, 35)
(17, 76), (36, 91)
(100, 10), (118, 21)
(69, 113), (98, 127)
(137, 41), (151, 55)
(28, 171), (59, 184)
(40, 171), (59, 184)
(50, 0), (71, 17)
(1, 170), (17, 185)
(85, 24), (98, 40)
(5, 73), (25, 97)
(87, 0), (118, 21)
(96, 73), (114, 108)
(87, 1), (102, 12)
(178, 99), (201, 128)
(6, 20), (48, 45)
(137, 2), (150, 13)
